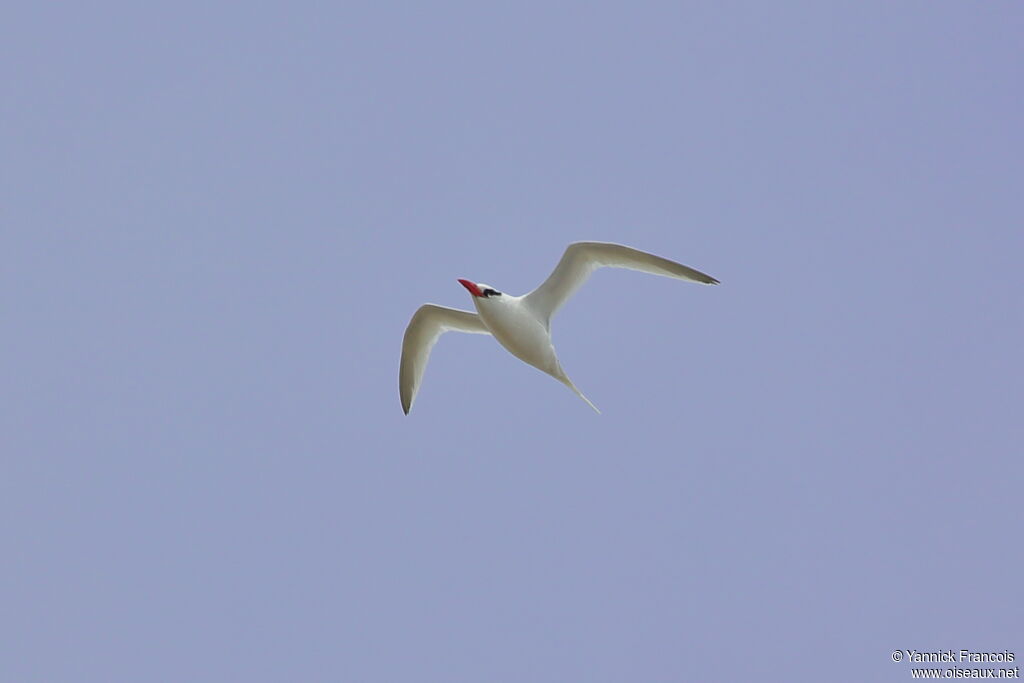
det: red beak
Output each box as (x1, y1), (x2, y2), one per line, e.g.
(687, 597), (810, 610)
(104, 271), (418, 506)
(457, 279), (484, 297)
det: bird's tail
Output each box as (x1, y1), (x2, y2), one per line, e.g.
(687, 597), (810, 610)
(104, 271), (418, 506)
(556, 370), (600, 414)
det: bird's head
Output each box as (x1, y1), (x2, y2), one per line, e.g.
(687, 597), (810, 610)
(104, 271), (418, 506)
(458, 279), (503, 300)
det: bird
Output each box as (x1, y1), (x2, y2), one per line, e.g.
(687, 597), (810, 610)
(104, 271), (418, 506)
(399, 241), (719, 414)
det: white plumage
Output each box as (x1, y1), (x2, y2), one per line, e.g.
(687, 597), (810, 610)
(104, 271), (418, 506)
(399, 242), (719, 414)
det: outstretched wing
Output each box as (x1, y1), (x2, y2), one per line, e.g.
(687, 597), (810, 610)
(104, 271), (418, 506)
(399, 304), (491, 414)
(524, 241), (719, 323)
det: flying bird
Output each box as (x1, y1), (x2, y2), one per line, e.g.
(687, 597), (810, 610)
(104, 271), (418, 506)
(399, 241), (719, 414)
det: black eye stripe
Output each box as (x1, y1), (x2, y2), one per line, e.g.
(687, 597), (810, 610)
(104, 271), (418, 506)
(483, 288), (501, 297)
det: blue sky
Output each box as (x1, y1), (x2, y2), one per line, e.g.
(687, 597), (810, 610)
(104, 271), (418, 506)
(3, 2), (1022, 681)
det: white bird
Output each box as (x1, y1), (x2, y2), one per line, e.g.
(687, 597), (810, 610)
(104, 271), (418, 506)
(399, 241), (719, 414)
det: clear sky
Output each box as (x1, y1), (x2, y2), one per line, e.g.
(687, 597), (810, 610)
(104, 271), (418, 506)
(3, 2), (1021, 681)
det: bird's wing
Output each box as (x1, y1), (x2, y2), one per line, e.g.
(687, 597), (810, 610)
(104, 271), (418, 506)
(523, 242), (719, 323)
(400, 304), (491, 414)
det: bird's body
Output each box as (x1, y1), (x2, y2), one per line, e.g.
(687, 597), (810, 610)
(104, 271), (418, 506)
(473, 293), (558, 375)
(468, 291), (596, 410)
(399, 241), (719, 414)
